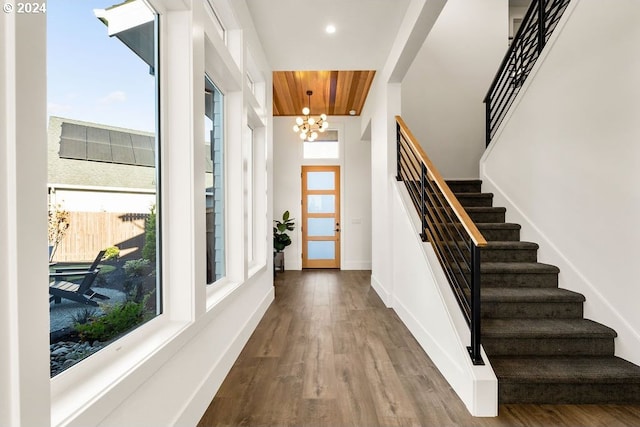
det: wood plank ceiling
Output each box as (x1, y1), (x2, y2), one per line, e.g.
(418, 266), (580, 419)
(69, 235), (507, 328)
(273, 70), (376, 116)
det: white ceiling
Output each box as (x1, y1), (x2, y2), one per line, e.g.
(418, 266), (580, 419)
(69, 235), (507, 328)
(245, 0), (411, 71)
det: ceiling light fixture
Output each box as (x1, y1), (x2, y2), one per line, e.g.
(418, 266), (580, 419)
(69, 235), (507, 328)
(293, 90), (328, 142)
(325, 24), (336, 34)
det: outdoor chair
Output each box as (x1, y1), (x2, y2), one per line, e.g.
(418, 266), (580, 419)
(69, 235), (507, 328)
(49, 250), (109, 307)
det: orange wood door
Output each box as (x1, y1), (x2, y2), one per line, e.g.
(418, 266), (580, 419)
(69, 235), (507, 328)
(301, 166), (340, 269)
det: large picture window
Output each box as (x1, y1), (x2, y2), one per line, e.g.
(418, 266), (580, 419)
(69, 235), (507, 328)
(47, 0), (161, 377)
(205, 77), (225, 284)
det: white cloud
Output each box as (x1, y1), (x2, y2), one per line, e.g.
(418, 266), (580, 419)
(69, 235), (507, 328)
(48, 102), (72, 116)
(99, 90), (127, 105)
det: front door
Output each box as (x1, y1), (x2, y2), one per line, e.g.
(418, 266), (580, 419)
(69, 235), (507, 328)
(301, 166), (341, 268)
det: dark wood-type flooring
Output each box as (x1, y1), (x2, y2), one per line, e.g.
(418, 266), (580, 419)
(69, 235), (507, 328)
(198, 270), (640, 426)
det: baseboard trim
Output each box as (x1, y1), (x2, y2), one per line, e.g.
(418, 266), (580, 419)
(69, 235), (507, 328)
(172, 285), (274, 426)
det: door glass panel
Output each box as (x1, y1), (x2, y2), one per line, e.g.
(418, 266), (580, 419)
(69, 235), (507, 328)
(307, 218), (334, 237)
(307, 195), (335, 213)
(307, 171), (335, 190)
(308, 241), (335, 260)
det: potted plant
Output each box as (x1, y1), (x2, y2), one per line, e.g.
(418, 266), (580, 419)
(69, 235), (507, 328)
(273, 210), (295, 271)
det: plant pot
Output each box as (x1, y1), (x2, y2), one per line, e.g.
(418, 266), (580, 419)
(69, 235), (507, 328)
(274, 251), (285, 273)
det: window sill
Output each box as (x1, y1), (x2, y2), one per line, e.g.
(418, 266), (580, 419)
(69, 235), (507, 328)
(248, 262), (266, 279)
(50, 316), (190, 427)
(206, 278), (243, 313)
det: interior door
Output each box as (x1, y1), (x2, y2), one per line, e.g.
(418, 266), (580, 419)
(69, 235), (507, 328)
(302, 166), (340, 268)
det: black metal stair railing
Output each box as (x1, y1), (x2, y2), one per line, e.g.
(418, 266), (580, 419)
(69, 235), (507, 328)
(395, 116), (487, 365)
(484, 0), (571, 146)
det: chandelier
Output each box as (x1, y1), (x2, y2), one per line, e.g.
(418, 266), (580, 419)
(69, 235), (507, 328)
(293, 90), (328, 141)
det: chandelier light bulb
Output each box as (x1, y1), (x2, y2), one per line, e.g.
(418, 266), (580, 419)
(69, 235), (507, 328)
(293, 89), (329, 142)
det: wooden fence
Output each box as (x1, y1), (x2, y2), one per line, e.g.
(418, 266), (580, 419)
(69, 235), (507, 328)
(52, 212), (149, 263)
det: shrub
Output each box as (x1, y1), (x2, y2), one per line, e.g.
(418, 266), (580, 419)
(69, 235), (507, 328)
(124, 258), (150, 277)
(142, 206), (156, 262)
(74, 301), (144, 342)
(103, 246), (120, 261)
(69, 307), (99, 325)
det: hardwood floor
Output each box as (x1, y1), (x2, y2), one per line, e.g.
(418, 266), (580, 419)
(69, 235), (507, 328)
(198, 270), (640, 427)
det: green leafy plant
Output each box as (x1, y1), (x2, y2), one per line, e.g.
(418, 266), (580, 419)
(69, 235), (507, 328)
(123, 258), (151, 302)
(74, 301), (144, 342)
(103, 245), (120, 261)
(124, 258), (150, 277)
(69, 307), (99, 325)
(273, 210), (295, 252)
(142, 205), (156, 262)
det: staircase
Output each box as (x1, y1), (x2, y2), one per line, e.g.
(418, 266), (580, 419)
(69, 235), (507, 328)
(447, 179), (640, 404)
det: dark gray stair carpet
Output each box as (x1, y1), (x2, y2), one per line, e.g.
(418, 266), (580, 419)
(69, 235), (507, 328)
(481, 262), (560, 288)
(483, 318), (616, 356)
(482, 241), (539, 262)
(456, 192), (494, 207)
(476, 223), (521, 241)
(465, 206), (506, 223)
(491, 356), (640, 404)
(446, 179), (640, 404)
(482, 287), (584, 318)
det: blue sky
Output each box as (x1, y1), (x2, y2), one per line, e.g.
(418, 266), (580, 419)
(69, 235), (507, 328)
(47, 1), (156, 133)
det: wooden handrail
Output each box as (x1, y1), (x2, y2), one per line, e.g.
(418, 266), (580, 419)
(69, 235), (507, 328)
(395, 116), (487, 247)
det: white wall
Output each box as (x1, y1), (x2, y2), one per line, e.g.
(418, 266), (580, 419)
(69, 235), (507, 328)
(402, 0), (507, 179)
(365, 0), (448, 306)
(481, 0), (640, 366)
(392, 182), (497, 416)
(273, 116), (372, 270)
(363, 0), (500, 416)
(2, 1), (277, 426)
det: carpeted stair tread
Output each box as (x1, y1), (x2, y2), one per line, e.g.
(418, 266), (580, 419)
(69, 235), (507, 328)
(475, 223), (521, 241)
(449, 206), (507, 223)
(483, 318), (617, 338)
(465, 206), (506, 213)
(476, 223), (520, 230)
(491, 356), (640, 383)
(482, 287), (584, 303)
(456, 192), (494, 207)
(446, 179), (483, 194)
(483, 241), (538, 250)
(481, 262), (560, 274)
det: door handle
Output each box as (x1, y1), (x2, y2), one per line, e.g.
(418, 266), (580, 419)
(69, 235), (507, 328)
(335, 222), (340, 232)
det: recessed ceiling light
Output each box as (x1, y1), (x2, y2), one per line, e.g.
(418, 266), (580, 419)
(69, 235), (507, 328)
(325, 24), (336, 34)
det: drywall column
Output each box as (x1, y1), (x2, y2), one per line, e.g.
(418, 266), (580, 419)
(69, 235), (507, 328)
(0, 10), (51, 427)
(366, 0), (447, 305)
(369, 79), (401, 305)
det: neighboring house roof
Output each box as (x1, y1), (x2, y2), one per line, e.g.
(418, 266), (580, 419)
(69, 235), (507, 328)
(48, 116), (157, 191)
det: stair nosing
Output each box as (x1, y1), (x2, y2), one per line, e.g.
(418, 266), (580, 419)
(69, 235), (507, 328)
(482, 287), (585, 303)
(480, 262), (560, 273)
(483, 318), (617, 338)
(491, 356), (640, 383)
